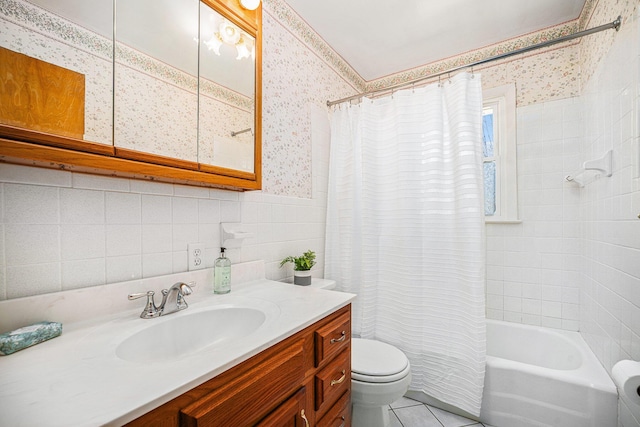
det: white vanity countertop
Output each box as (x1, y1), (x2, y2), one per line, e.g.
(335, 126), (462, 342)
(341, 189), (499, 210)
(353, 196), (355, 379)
(0, 279), (355, 427)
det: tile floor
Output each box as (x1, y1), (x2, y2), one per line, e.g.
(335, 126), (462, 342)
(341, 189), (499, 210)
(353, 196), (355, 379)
(388, 397), (496, 427)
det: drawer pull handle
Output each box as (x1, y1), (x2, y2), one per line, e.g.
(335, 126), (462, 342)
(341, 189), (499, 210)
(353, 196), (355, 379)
(301, 409), (310, 427)
(339, 415), (346, 427)
(330, 370), (346, 386)
(330, 331), (346, 343)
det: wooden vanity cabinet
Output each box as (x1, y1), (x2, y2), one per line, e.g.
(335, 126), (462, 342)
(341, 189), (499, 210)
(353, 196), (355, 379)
(255, 387), (307, 427)
(126, 304), (351, 427)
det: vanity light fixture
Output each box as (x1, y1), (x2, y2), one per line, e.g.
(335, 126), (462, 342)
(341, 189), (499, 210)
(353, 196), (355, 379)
(219, 20), (241, 45)
(239, 0), (260, 10)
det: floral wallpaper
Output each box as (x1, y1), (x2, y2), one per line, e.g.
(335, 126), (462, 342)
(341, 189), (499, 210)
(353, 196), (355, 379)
(199, 93), (254, 171)
(260, 3), (360, 196)
(113, 65), (198, 161)
(579, 0), (638, 87)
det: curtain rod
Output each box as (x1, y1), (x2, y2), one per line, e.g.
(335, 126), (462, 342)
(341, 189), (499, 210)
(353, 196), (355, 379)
(327, 16), (622, 107)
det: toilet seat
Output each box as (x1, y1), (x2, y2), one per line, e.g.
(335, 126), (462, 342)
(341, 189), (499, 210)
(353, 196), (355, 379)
(352, 338), (411, 383)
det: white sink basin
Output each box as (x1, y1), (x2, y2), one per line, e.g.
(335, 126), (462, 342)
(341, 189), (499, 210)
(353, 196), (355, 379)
(116, 306), (266, 363)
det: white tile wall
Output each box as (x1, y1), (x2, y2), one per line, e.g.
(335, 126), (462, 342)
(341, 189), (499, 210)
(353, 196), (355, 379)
(579, 8), (640, 374)
(0, 149), (330, 300)
(486, 96), (584, 330)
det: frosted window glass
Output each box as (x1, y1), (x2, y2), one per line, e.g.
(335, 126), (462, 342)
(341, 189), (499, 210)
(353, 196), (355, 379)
(484, 161), (496, 216)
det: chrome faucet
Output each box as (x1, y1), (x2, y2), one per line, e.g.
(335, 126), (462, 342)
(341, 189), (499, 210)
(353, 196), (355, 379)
(159, 282), (193, 315)
(128, 281), (195, 319)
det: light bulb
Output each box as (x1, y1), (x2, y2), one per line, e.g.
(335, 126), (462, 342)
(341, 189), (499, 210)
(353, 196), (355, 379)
(239, 0), (260, 10)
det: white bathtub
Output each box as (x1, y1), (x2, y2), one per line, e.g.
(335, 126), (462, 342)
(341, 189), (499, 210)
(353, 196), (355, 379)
(479, 319), (618, 427)
(406, 320), (618, 427)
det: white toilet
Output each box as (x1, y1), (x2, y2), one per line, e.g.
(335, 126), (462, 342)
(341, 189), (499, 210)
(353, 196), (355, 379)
(310, 279), (412, 427)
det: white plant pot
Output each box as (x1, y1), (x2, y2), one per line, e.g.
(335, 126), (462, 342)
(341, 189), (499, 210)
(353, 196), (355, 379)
(294, 270), (312, 286)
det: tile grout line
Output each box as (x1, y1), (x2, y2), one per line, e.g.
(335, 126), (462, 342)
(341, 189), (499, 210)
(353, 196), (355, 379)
(390, 398), (490, 427)
(424, 404), (446, 427)
(388, 407), (406, 427)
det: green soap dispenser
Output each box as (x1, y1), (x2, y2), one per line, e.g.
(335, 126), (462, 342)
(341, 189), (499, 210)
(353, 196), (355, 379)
(214, 247), (231, 294)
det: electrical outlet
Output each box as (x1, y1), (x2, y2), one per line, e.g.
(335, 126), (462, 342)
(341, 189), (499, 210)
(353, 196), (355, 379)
(188, 243), (205, 271)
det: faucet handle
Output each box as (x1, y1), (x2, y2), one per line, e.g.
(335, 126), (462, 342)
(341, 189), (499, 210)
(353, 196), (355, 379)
(179, 282), (196, 308)
(182, 281), (195, 294)
(177, 282), (195, 309)
(128, 290), (161, 319)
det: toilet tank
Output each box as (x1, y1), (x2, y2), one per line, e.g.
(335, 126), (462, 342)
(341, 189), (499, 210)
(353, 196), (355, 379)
(310, 279), (336, 290)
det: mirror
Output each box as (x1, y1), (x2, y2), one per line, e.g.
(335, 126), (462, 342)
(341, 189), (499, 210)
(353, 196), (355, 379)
(198, 2), (255, 172)
(0, 0), (260, 185)
(114, 0), (199, 163)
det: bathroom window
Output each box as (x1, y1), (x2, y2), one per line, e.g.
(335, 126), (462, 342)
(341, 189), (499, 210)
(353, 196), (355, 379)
(483, 108), (497, 215)
(483, 84), (519, 223)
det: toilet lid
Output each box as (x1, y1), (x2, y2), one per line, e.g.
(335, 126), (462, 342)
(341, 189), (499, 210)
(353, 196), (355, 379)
(351, 338), (410, 383)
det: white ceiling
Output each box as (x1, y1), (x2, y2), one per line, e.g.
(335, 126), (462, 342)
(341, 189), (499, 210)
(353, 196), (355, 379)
(284, 0), (587, 81)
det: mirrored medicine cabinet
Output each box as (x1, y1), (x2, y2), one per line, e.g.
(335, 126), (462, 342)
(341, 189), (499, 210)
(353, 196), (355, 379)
(0, 0), (261, 190)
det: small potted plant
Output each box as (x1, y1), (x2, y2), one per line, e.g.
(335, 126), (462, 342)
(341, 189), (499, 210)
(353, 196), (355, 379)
(280, 250), (316, 286)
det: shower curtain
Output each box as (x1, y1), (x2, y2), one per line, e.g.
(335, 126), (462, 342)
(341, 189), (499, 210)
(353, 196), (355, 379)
(325, 72), (486, 416)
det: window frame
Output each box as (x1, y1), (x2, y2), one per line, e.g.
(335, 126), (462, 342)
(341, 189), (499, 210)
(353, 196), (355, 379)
(483, 84), (519, 223)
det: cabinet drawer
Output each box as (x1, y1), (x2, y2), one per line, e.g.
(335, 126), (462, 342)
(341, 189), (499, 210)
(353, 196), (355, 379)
(315, 348), (350, 413)
(180, 339), (305, 426)
(315, 311), (350, 367)
(317, 391), (350, 427)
